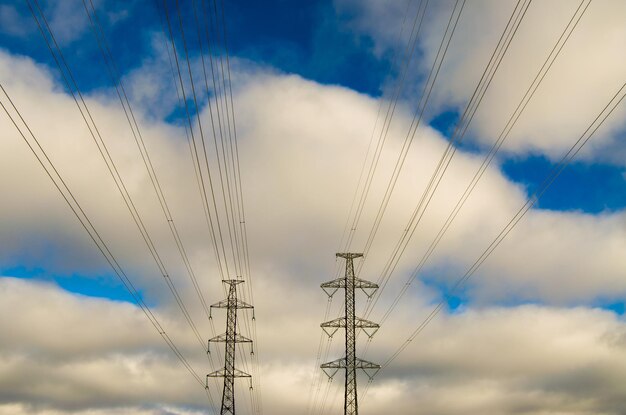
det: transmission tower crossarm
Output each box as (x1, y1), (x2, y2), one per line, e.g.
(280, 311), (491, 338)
(208, 368), (251, 378)
(321, 316), (380, 329)
(320, 357), (345, 379)
(321, 357), (380, 370)
(321, 277), (379, 298)
(321, 316), (380, 338)
(209, 333), (253, 343)
(354, 357), (381, 380)
(321, 357), (347, 368)
(210, 298), (253, 309)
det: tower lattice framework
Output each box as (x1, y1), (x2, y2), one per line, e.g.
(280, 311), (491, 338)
(320, 253), (380, 415)
(207, 279), (253, 415)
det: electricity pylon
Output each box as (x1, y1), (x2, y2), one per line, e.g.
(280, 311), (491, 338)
(320, 253), (380, 415)
(207, 279), (254, 415)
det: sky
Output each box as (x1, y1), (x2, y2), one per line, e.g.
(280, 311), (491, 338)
(0, 0), (625, 414)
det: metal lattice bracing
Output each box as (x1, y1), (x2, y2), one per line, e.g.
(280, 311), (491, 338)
(207, 279), (253, 415)
(321, 253), (381, 415)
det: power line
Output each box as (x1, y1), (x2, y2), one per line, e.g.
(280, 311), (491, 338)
(372, 0), (592, 330)
(378, 79), (625, 373)
(189, 0), (241, 281)
(354, 0), (596, 404)
(81, 0), (218, 336)
(26, 0), (212, 359)
(339, 0), (428, 257)
(309, 2), (465, 412)
(174, 0), (240, 279)
(208, 0), (245, 279)
(26, 0), (224, 409)
(155, 0), (251, 405)
(155, 0), (228, 288)
(160, 0), (232, 286)
(304, 0), (424, 403)
(0, 82), (216, 410)
(79, 0), (229, 399)
(355, 0), (466, 275)
(209, 0), (264, 410)
(306, 0), (434, 407)
(361, 0), (533, 326)
(356, 4), (591, 396)
(159, 0), (261, 410)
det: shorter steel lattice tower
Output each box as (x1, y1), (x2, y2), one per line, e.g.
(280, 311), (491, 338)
(320, 253), (380, 415)
(207, 279), (254, 415)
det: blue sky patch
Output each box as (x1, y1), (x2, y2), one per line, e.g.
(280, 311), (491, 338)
(429, 110), (489, 155)
(602, 301), (625, 316)
(1, 265), (142, 304)
(1, 0), (391, 100)
(502, 155), (626, 214)
(225, 0), (391, 95)
(419, 270), (469, 313)
(429, 110), (460, 139)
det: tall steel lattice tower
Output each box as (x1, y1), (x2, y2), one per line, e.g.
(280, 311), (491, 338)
(207, 279), (254, 415)
(320, 253), (381, 415)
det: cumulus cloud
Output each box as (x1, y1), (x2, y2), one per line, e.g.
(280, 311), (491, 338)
(334, 0), (626, 161)
(3, 278), (626, 415)
(1, 14), (625, 413)
(0, 406), (204, 415)
(3, 32), (625, 305)
(362, 304), (626, 415)
(0, 278), (208, 412)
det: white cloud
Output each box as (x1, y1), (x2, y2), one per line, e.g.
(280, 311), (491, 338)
(335, 0), (626, 161)
(0, 405), (203, 415)
(4, 278), (626, 414)
(0, 278), (210, 412)
(1, 43), (625, 313)
(362, 304), (626, 415)
(1, 23), (626, 414)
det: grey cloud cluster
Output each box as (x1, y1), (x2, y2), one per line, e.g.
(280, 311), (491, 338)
(0, 278), (207, 413)
(3, 278), (626, 414)
(364, 305), (626, 415)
